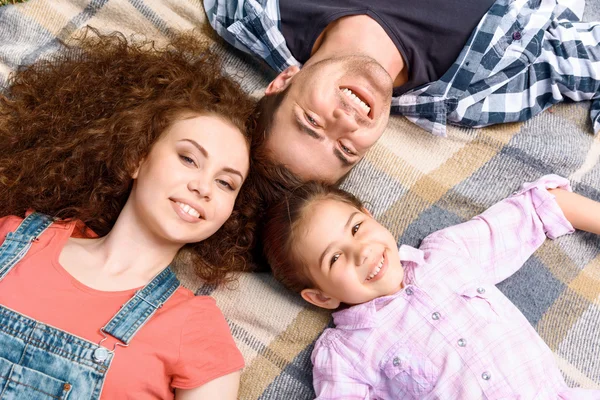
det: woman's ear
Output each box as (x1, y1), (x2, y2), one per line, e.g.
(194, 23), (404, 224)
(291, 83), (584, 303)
(265, 65), (301, 95)
(301, 288), (341, 309)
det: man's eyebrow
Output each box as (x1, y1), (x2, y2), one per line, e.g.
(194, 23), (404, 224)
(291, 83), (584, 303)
(181, 139), (208, 158)
(318, 211), (360, 267)
(295, 115), (324, 141)
(333, 148), (355, 168)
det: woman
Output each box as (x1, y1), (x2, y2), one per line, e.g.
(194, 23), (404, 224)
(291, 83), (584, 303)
(0, 30), (257, 399)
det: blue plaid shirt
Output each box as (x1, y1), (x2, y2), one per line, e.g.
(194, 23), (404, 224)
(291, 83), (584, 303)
(204, 0), (600, 136)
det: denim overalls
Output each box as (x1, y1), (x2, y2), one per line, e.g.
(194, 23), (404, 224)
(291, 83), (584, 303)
(0, 213), (181, 399)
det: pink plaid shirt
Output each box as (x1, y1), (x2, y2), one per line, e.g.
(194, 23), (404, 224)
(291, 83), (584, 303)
(312, 175), (600, 400)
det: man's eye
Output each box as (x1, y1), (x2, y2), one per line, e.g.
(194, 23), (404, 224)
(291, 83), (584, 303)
(340, 143), (355, 155)
(352, 223), (361, 236)
(306, 114), (319, 127)
(330, 254), (340, 266)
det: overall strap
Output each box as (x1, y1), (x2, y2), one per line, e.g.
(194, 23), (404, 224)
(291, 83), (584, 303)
(101, 266), (180, 345)
(0, 213), (54, 281)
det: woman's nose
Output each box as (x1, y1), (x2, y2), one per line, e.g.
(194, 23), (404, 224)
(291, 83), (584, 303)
(187, 176), (212, 201)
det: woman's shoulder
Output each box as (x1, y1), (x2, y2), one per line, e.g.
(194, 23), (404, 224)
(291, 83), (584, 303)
(163, 288), (227, 326)
(0, 214), (85, 242)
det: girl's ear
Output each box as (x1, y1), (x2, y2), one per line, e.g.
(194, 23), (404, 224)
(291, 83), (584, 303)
(361, 207), (372, 217)
(301, 288), (341, 309)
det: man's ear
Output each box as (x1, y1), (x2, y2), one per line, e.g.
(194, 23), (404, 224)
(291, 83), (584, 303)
(301, 288), (341, 309)
(265, 65), (301, 95)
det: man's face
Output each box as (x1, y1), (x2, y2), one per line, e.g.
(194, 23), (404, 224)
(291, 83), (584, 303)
(265, 56), (393, 183)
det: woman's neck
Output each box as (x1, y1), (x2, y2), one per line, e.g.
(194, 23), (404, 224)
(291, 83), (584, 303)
(310, 15), (408, 87)
(60, 201), (182, 291)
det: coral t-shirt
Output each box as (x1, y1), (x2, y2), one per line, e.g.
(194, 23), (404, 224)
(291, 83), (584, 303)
(0, 215), (244, 399)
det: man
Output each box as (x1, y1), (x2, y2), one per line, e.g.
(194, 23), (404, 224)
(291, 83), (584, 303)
(205, 0), (599, 183)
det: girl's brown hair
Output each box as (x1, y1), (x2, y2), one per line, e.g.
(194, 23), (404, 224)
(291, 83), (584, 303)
(0, 29), (258, 286)
(262, 182), (364, 292)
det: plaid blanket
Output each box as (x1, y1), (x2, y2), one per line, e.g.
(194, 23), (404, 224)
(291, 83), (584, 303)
(2, 1), (599, 398)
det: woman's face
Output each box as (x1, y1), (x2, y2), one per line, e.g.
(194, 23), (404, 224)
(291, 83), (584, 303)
(130, 114), (250, 245)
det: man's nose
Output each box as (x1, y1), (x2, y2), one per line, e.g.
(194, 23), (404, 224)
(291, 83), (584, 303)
(331, 105), (360, 135)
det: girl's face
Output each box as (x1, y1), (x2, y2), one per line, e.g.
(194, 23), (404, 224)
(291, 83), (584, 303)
(297, 198), (404, 309)
(130, 114), (249, 245)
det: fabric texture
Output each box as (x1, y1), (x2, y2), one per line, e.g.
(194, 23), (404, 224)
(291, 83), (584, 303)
(1, 1), (600, 399)
(0, 215), (244, 399)
(312, 175), (600, 399)
(205, 0), (600, 137)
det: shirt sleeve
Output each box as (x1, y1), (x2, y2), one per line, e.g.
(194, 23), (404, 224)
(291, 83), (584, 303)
(311, 332), (371, 400)
(170, 297), (244, 389)
(424, 174), (574, 285)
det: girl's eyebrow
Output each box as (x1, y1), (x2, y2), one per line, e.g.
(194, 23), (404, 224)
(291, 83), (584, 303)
(318, 211), (361, 266)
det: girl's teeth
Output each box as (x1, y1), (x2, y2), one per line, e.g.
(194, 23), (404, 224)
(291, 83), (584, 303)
(367, 257), (385, 280)
(341, 88), (371, 114)
(176, 201), (200, 218)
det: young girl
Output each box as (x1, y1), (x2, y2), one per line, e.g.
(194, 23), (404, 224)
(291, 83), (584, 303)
(262, 176), (600, 399)
(0, 31), (258, 399)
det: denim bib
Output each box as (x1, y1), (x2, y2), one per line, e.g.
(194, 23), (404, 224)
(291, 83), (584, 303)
(0, 213), (180, 399)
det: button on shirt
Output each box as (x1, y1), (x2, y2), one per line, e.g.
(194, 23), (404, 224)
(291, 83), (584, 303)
(204, 0), (600, 136)
(311, 175), (600, 399)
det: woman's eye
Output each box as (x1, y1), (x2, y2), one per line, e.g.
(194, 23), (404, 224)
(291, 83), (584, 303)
(217, 179), (234, 191)
(330, 253), (340, 266)
(352, 223), (361, 236)
(180, 155), (196, 166)
(306, 114), (319, 127)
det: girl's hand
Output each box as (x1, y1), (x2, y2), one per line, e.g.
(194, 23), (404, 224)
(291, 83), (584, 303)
(175, 370), (240, 400)
(549, 189), (600, 235)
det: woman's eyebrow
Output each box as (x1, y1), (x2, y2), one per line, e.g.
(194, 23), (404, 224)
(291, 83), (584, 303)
(181, 139), (243, 180)
(223, 167), (244, 180)
(181, 139), (208, 157)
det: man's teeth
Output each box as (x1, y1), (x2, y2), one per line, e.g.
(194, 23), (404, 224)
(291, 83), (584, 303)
(367, 256), (385, 280)
(176, 201), (201, 218)
(341, 88), (371, 115)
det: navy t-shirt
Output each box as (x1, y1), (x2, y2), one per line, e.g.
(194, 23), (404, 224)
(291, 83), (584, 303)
(279, 0), (495, 95)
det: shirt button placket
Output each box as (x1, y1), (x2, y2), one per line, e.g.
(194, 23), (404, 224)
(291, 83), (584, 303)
(457, 338), (467, 347)
(482, 371), (492, 380)
(432, 312), (441, 320)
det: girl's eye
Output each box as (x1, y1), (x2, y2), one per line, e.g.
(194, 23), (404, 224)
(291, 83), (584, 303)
(180, 155), (196, 166)
(217, 179), (234, 191)
(330, 253), (340, 266)
(352, 223), (361, 236)
(306, 114), (319, 127)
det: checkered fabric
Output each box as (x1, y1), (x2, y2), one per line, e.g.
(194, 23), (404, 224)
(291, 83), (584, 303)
(1, 1), (599, 399)
(204, 0), (600, 137)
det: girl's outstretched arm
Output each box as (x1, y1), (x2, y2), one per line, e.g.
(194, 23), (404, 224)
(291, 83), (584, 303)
(549, 189), (600, 235)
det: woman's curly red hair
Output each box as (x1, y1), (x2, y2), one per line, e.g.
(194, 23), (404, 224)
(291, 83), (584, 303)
(0, 29), (259, 286)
